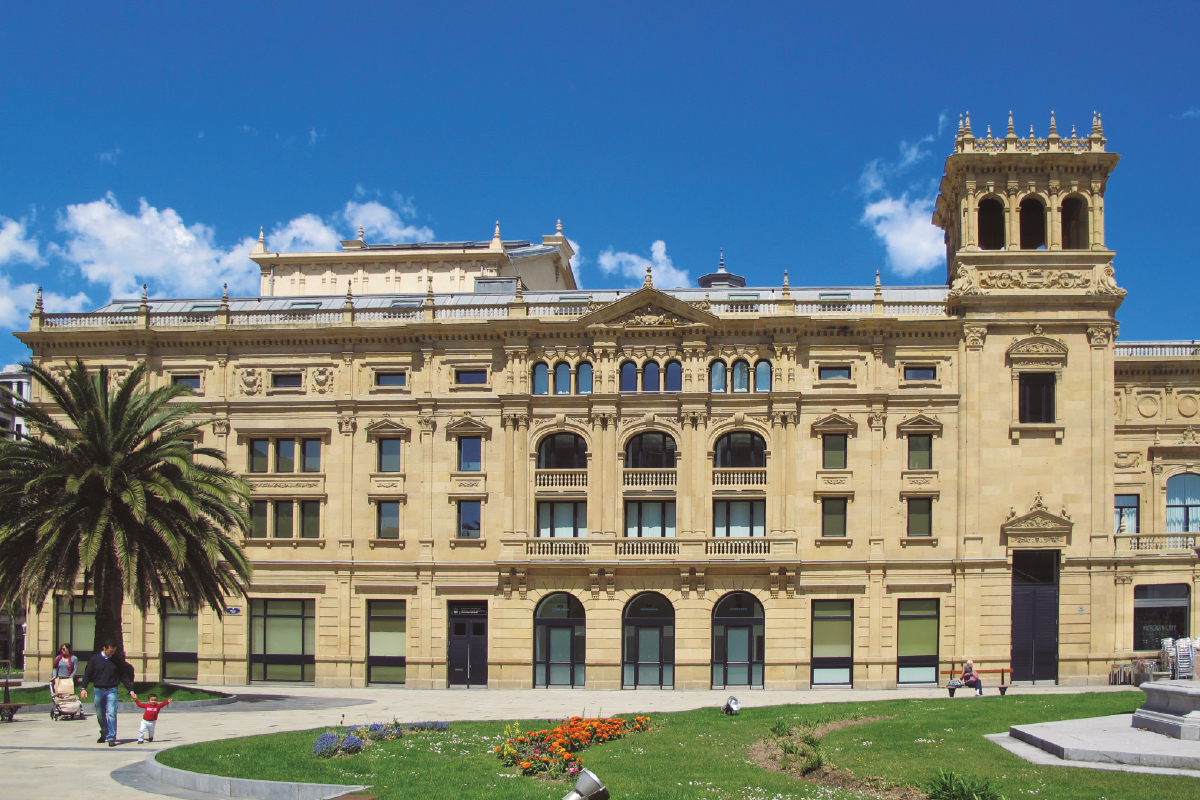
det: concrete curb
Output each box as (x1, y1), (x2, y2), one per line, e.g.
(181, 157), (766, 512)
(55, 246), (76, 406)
(22, 694), (238, 714)
(146, 748), (369, 800)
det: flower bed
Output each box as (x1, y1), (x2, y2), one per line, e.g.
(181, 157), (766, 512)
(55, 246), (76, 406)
(312, 720), (450, 758)
(495, 716), (651, 779)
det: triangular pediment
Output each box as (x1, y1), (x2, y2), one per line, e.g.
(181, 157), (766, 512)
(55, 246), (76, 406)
(811, 412), (858, 436)
(896, 413), (943, 437)
(365, 418), (411, 441)
(445, 414), (492, 439)
(579, 287), (717, 329)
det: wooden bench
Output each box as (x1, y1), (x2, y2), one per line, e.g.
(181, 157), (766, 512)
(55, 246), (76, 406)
(0, 679), (26, 722)
(941, 667), (1012, 697)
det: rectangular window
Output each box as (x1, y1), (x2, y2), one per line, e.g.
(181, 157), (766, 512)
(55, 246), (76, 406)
(377, 501), (401, 539)
(455, 370), (487, 385)
(271, 373), (303, 389)
(274, 439), (295, 473)
(56, 596), (97, 663)
(250, 500), (268, 538)
(822, 434), (847, 470)
(539, 501), (589, 538)
(904, 366), (937, 381)
(367, 600), (407, 684)
(273, 500), (294, 538)
(375, 371), (406, 387)
(812, 600), (853, 686)
(172, 374), (201, 391)
(457, 500), (481, 538)
(250, 598), (315, 682)
(624, 500), (676, 538)
(301, 439), (321, 473)
(377, 438), (401, 473)
(248, 439), (269, 473)
(1019, 372), (1056, 423)
(458, 437), (482, 471)
(897, 599), (939, 684)
(908, 434), (933, 470)
(819, 366), (851, 381)
(162, 603), (199, 682)
(822, 497), (847, 537)
(907, 498), (933, 537)
(712, 499), (764, 537)
(1133, 584), (1190, 650)
(1115, 494), (1140, 534)
(299, 501), (321, 539)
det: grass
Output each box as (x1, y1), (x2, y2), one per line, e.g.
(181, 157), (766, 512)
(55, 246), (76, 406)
(157, 690), (1196, 800)
(7, 681), (227, 705)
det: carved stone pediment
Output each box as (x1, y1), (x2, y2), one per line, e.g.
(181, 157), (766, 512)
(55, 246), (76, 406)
(445, 413), (492, 439)
(811, 412), (857, 437)
(1001, 493), (1073, 545)
(578, 287), (716, 330)
(896, 413), (942, 437)
(1007, 335), (1068, 364)
(365, 418), (412, 441)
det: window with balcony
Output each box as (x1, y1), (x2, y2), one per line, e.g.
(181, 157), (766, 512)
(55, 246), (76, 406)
(538, 501), (587, 538)
(1115, 494), (1139, 534)
(619, 362), (638, 392)
(457, 500), (481, 539)
(822, 497), (847, 537)
(907, 498), (932, 537)
(709, 361), (727, 392)
(908, 434), (932, 470)
(537, 433), (588, 469)
(713, 499), (765, 537)
(377, 438), (401, 473)
(625, 432), (677, 468)
(532, 363), (549, 395)
(1167, 474), (1200, 532)
(1018, 373), (1056, 423)
(714, 432), (766, 468)
(822, 434), (847, 470)
(665, 360), (682, 392)
(754, 360), (771, 392)
(458, 436), (482, 471)
(626, 500), (676, 537)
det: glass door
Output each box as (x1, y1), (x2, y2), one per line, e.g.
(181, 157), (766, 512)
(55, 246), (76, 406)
(712, 592), (765, 688)
(622, 592), (675, 689)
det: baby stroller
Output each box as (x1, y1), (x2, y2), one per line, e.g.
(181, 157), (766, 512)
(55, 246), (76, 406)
(50, 677), (85, 721)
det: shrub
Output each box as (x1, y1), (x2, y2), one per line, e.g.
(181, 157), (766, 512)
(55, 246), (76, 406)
(340, 734), (365, 754)
(312, 733), (341, 758)
(924, 769), (1005, 800)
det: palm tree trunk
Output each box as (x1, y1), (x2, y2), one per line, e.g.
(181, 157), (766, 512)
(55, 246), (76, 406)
(92, 581), (125, 659)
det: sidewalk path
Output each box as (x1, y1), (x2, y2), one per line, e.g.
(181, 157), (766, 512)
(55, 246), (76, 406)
(0, 684), (1140, 800)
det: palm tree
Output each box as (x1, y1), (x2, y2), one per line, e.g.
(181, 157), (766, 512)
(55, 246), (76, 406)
(0, 360), (252, 658)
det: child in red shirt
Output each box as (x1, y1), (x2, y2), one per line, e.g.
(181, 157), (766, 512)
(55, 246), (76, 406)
(135, 694), (171, 743)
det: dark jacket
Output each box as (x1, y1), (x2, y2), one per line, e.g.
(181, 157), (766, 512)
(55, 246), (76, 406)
(81, 652), (134, 691)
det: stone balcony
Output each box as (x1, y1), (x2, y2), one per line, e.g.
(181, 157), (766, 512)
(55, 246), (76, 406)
(712, 468), (768, 488)
(500, 536), (797, 562)
(533, 469), (587, 492)
(1115, 533), (1199, 554)
(623, 468), (677, 489)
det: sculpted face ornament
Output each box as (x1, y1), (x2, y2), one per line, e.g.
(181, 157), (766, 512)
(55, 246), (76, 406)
(239, 368), (262, 395)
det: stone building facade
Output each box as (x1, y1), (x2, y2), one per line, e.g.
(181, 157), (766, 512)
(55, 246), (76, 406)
(18, 114), (1200, 689)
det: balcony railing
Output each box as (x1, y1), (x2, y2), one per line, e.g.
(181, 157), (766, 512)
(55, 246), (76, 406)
(1114, 341), (1200, 357)
(712, 468), (768, 487)
(615, 539), (680, 556)
(526, 540), (590, 556)
(1116, 533), (1199, 552)
(534, 469), (588, 489)
(706, 538), (772, 556)
(623, 468), (677, 488)
(501, 536), (797, 560)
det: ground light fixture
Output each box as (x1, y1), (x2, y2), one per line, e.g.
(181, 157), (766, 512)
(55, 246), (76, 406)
(561, 768), (609, 800)
(722, 696), (741, 715)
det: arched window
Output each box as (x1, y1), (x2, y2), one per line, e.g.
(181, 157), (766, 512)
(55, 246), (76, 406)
(532, 363), (549, 395)
(714, 431), (767, 468)
(534, 593), (585, 688)
(643, 361), (660, 392)
(619, 362), (638, 392)
(1019, 196), (1046, 250)
(622, 592), (675, 688)
(625, 432), (677, 468)
(576, 362), (593, 395)
(554, 362), (572, 395)
(1167, 474), (1200, 533)
(754, 360), (771, 392)
(712, 592), (764, 688)
(1061, 197), (1088, 250)
(709, 361), (727, 392)
(537, 433), (588, 469)
(664, 361), (682, 392)
(732, 360), (750, 393)
(978, 198), (1005, 250)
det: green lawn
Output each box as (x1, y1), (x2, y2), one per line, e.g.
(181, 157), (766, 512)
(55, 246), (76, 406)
(157, 690), (1195, 800)
(8, 681), (227, 705)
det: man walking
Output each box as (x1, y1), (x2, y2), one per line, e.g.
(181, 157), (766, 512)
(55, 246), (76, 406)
(80, 640), (137, 746)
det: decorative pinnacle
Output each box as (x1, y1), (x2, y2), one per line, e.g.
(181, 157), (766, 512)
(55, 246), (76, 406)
(782, 269), (789, 288)
(556, 219), (563, 235)
(957, 114), (964, 135)
(141, 284), (148, 301)
(1092, 111), (1104, 136)
(1006, 110), (1015, 136)
(258, 226), (265, 244)
(344, 281), (354, 308)
(357, 225), (364, 241)
(875, 270), (882, 290)
(34, 286), (43, 314)
(493, 220), (501, 239)
(986, 124), (992, 139)
(1029, 125), (1035, 138)
(781, 270), (790, 299)
(963, 111), (972, 135)
(514, 280), (523, 301)
(643, 263), (654, 289)
(718, 248), (726, 271)
(1071, 124), (1078, 138)
(1048, 111), (1058, 136)
(222, 283), (228, 301)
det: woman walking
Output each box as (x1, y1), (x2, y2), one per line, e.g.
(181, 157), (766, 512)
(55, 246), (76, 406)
(50, 642), (78, 695)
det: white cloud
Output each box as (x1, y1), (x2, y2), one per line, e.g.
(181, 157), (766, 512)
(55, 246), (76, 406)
(861, 195), (944, 277)
(597, 240), (690, 288)
(341, 201), (433, 243)
(0, 280), (91, 328)
(567, 238), (583, 271)
(0, 217), (43, 266)
(1183, 108), (1200, 119)
(267, 214), (341, 253)
(98, 146), (122, 164)
(52, 193), (261, 298)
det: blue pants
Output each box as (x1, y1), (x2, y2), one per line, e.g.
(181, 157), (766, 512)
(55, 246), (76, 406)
(93, 688), (118, 742)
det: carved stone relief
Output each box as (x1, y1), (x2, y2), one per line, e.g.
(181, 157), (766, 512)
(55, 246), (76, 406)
(310, 366), (335, 394)
(239, 368), (262, 396)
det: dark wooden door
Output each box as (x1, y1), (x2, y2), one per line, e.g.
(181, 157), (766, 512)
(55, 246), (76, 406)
(448, 602), (488, 686)
(1011, 584), (1058, 682)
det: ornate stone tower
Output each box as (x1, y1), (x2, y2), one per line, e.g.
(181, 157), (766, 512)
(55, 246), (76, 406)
(933, 111), (1121, 285)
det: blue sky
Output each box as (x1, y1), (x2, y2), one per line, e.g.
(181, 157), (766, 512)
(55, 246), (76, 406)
(1, 1), (1198, 366)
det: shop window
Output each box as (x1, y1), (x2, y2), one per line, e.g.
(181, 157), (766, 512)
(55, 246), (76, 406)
(713, 499), (765, 537)
(538, 501), (587, 538)
(457, 500), (481, 539)
(534, 593), (585, 688)
(458, 437), (482, 471)
(822, 434), (847, 470)
(908, 435), (933, 470)
(907, 498), (932, 537)
(162, 604), (199, 682)
(812, 600), (853, 686)
(709, 361), (727, 392)
(377, 502), (401, 539)
(1018, 373), (1056, 423)
(712, 592), (764, 688)
(1114, 494), (1139, 534)
(977, 198), (1005, 250)
(532, 363), (549, 395)
(367, 600), (407, 684)
(377, 438), (401, 472)
(1133, 584), (1189, 651)
(250, 599), (315, 682)
(626, 500), (676, 538)
(897, 599), (938, 684)
(822, 498), (847, 537)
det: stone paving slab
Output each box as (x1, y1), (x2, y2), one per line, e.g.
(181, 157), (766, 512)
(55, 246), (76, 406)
(987, 730), (1200, 779)
(1006, 713), (1200, 771)
(0, 683), (1142, 800)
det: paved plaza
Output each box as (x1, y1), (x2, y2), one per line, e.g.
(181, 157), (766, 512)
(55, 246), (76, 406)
(0, 683), (1142, 799)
